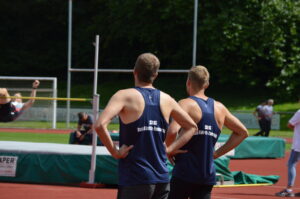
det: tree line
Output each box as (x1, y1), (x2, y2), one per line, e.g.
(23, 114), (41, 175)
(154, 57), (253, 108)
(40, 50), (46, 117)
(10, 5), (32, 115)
(0, 0), (299, 100)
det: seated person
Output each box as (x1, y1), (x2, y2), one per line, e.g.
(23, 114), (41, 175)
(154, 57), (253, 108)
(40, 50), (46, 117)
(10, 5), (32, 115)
(72, 112), (93, 145)
(0, 80), (40, 122)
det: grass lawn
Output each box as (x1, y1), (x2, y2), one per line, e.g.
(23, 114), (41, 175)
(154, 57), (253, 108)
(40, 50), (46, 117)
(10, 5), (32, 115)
(0, 121), (78, 129)
(0, 132), (70, 144)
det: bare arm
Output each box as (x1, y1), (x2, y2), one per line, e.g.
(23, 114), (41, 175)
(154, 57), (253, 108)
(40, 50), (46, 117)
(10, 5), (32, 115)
(20, 80), (40, 112)
(95, 91), (133, 159)
(288, 123), (294, 130)
(87, 128), (93, 134)
(214, 106), (248, 159)
(166, 99), (198, 155)
(165, 119), (180, 147)
(77, 124), (82, 131)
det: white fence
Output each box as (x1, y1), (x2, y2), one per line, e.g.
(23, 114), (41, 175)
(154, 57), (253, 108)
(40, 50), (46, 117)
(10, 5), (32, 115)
(16, 107), (119, 123)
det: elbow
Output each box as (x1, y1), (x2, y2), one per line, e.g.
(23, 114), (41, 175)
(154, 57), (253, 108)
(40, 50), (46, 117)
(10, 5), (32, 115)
(94, 123), (102, 133)
(235, 128), (248, 139)
(192, 125), (198, 134)
(287, 123), (294, 130)
(188, 125), (198, 137)
(243, 129), (249, 138)
(183, 123), (197, 136)
(94, 121), (106, 135)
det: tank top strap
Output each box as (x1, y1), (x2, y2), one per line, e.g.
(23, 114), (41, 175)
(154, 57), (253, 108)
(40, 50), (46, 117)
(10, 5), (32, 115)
(189, 96), (214, 117)
(134, 87), (160, 106)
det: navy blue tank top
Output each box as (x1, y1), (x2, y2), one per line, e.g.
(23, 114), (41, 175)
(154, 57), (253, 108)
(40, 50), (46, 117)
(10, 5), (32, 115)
(172, 96), (221, 185)
(118, 87), (169, 186)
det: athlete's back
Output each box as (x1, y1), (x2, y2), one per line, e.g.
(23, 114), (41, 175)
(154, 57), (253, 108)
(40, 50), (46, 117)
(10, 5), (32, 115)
(119, 87), (169, 185)
(95, 53), (197, 199)
(167, 65), (248, 199)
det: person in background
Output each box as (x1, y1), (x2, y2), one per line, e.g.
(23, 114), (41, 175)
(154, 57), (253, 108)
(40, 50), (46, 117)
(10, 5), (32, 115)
(73, 112), (93, 145)
(254, 99), (275, 137)
(166, 66), (248, 199)
(253, 101), (267, 136)
(276, 99), (300, 197)
(262, 99), (275, 137)
(0, 80), (40, 122)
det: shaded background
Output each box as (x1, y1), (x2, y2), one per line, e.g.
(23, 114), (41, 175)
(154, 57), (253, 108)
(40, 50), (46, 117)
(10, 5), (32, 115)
(0, 0), (299, 106)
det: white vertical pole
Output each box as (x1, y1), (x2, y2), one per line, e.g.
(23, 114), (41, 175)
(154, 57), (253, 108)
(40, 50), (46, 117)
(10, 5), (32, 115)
(52, 78), (57, 129)
(66, 0), (73, 127)
(93, 35), (99, 95)
(192, 0), (198, 67)
(89, 94), (99, 184)
(88, 35), (100, 184)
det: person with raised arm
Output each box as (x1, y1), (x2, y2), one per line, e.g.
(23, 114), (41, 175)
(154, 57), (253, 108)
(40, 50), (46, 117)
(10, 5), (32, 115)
(0, 80), (40, 122)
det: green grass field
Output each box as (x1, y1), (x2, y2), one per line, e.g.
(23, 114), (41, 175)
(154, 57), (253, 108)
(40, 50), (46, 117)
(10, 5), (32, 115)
(0, 132), (70, 144)
(0, 121), (78, 129)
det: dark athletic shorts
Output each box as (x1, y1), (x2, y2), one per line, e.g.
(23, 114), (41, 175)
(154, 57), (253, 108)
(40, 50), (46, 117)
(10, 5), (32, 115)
(168, 177), (213, 199)
(117, 183), (170, 199)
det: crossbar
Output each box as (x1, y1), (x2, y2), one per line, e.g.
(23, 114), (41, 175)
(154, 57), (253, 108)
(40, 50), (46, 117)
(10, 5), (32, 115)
(1, 96), (92, 102)
(6, 88), (54, 92)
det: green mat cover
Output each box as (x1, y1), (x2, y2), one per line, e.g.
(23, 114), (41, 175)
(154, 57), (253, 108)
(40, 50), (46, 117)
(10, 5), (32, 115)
(232, 171), (279, 184)
(68, 133), (286, 159)
(0, 152), (278, 185)
(217, 135), (285, 159)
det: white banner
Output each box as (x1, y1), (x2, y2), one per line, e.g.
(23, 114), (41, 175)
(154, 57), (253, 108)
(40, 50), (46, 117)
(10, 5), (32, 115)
(215, 142), (235, 157)
(0, 156), (18, 177)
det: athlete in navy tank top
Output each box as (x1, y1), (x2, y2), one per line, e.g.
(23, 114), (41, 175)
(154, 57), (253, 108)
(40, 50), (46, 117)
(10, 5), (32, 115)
(119, 87), (169, 186)
(173, 96), (221, 185)
(167, 65), (248, 199)
(96, 53), (198, 199)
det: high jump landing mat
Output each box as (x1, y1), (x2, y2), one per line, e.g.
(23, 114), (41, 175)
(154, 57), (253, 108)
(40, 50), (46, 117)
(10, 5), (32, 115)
(0, 141), (233, 185)
(217, 135), (285, 159)
(108, 133), (286, 159)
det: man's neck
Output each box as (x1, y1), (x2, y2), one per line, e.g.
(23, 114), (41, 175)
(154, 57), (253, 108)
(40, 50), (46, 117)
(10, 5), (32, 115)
(135, 81), (154, 88)
(190, 89), (208, 100)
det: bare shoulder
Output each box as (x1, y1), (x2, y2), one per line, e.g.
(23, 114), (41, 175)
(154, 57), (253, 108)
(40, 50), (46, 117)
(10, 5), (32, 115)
(160, 90), (171, 99)
(0, 88), (9, 96)
(214, 100), (228, 112)
(178, 98), (198, 111)
(159, 91), (179, 118)
(113, 88), (139, 99)
(160, 91), (176, 103)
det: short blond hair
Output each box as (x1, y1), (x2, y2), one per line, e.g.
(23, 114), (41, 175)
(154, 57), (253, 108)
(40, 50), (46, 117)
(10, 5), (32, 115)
(134, 53), (160, 83)
(188, 65), (210, 90)
(12, 93), (22, 102)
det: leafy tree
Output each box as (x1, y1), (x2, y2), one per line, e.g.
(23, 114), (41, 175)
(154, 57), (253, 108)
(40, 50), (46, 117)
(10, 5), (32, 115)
(197, 0), (300, 100)
(0, 0), (299, 100)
